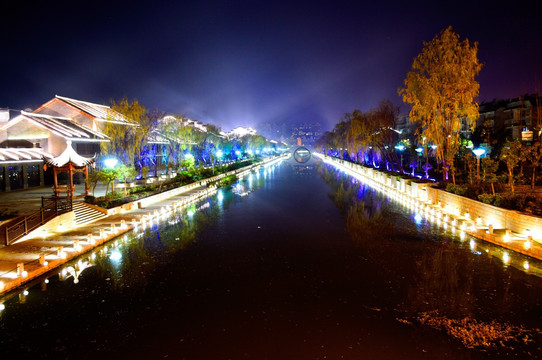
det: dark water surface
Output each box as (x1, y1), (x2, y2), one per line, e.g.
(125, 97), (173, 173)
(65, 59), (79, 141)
(1, 157), (541, 359)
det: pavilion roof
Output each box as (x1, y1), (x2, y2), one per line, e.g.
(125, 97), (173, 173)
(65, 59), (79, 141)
(44, 141), (95, 168)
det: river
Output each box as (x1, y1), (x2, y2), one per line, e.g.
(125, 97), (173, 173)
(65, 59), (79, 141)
(0, 156), (541, 359)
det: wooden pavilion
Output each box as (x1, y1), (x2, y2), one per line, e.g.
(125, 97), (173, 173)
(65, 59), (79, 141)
(43, 141), (96, 198)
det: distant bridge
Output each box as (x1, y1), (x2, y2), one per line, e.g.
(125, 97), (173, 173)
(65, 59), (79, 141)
(288, 146), (312, 164)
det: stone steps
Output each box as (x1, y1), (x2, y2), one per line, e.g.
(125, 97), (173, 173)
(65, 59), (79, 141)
(73, 202), (107, 226)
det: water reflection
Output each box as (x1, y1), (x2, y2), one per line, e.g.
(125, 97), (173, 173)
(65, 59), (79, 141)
(0, 166), (269, 307)
(320, 164), (542, 354)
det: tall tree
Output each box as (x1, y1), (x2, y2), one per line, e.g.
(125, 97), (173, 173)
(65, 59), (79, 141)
(100, 98), (157, 168)
(527, 142), (542, 189)
(481, 157), (498, 195)
(346, 100), (400, 169)
(159, 114), (199, 169)
(500, 139), (523, 192)
(399, 26), (482, 183)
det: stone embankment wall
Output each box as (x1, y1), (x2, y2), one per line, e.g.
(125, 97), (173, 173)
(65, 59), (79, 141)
(316, 154), (542, 260)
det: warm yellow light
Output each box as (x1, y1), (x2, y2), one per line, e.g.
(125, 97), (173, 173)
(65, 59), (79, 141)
(524, 240), (532, 250)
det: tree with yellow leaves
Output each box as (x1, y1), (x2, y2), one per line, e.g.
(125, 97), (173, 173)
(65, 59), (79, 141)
(399, 26), (482, 183)
(100, 97), (158, 169)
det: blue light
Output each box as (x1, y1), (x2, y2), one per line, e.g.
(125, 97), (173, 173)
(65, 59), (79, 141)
(104, 158), (118, 168)
(109, 249), (122, 263)
(414, 213), (423, 225)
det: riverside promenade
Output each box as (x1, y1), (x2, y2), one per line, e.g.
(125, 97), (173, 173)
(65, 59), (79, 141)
(0, 155), (286, 296)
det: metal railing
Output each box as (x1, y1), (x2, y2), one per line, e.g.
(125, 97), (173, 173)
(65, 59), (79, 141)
(1, 197), (73, 246)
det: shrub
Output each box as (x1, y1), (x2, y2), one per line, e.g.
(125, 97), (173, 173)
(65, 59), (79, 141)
(446, 183), (469, 196)
(494, 193), (529, 211)
(84, 195), (96, 204)
(477, 193), (495, 204)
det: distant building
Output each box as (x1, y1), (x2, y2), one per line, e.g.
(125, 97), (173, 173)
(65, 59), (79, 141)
(476, 94), (541, 141)
(291, 122), (321, 145)
(222, 126), (258, 138)
(160, 115), (208, 133)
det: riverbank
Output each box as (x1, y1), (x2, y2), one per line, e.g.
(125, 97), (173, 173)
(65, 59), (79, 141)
(0, 155), (287, 296)
(316, 153), (542, 262)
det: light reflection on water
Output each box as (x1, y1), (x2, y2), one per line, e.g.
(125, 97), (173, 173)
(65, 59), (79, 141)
(0, 159), (541, 359)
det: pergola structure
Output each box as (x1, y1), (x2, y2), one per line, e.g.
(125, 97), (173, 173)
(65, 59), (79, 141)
(43, 141), (96, 198)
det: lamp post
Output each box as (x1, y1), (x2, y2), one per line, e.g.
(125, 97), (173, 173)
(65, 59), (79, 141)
(216, 150), (223, 166)
(473, 148), (486, 181)
(415, 147), (424, 172)
(394, 144), (405, 170)
(104, 158), (118, 168)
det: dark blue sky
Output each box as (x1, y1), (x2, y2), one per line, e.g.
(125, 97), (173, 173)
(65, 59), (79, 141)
(1, 1), (540, 133)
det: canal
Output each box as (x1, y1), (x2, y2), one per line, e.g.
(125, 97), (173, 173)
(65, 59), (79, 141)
(0, 156), (541, 359)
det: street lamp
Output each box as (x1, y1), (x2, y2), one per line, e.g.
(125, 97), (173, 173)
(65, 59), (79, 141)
(473, 148), (486, 181)
(415, 147), (424, 172)
(394, 144), (405, 169)
(216, 150), (223, 165)
(104, 158), (118, 168)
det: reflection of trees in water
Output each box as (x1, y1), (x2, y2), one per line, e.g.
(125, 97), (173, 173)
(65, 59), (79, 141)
(94, 174), (269, 292)
(403, 245), (476, 318)
(320, 165), (392, 237)
(319, 164), (542, 353)
(120, 207), (219, 291)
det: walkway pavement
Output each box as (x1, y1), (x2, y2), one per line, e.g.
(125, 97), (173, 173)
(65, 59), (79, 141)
(0, 183), (108, 222)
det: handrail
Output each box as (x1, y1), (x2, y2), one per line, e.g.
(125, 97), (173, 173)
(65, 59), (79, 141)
(1, 197), (72, 246)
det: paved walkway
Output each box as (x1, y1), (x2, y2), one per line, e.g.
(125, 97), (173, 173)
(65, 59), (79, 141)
(0, 183), (108, 222)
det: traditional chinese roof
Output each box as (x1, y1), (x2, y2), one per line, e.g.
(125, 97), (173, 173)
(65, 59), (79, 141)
(55, 95), (136, 125)
(147, 130), (171, 145)
(1, 111), (109, 142)
(0, 147), (53, 164)
(44, 141), (95, 167)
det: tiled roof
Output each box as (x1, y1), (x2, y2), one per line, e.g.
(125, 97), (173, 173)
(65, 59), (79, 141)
(3, 112), (109, 142)
(44, 141), (95, 167)
(0, 147), (53, 163)
(55, 95), (136, 125)
(147, 130), (170, 144)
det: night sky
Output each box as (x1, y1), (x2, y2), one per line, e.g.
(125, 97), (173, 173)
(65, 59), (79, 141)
(1, 1), (540, 132)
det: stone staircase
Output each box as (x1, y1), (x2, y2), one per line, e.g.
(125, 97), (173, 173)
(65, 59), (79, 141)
(72, 201), (108, 226)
